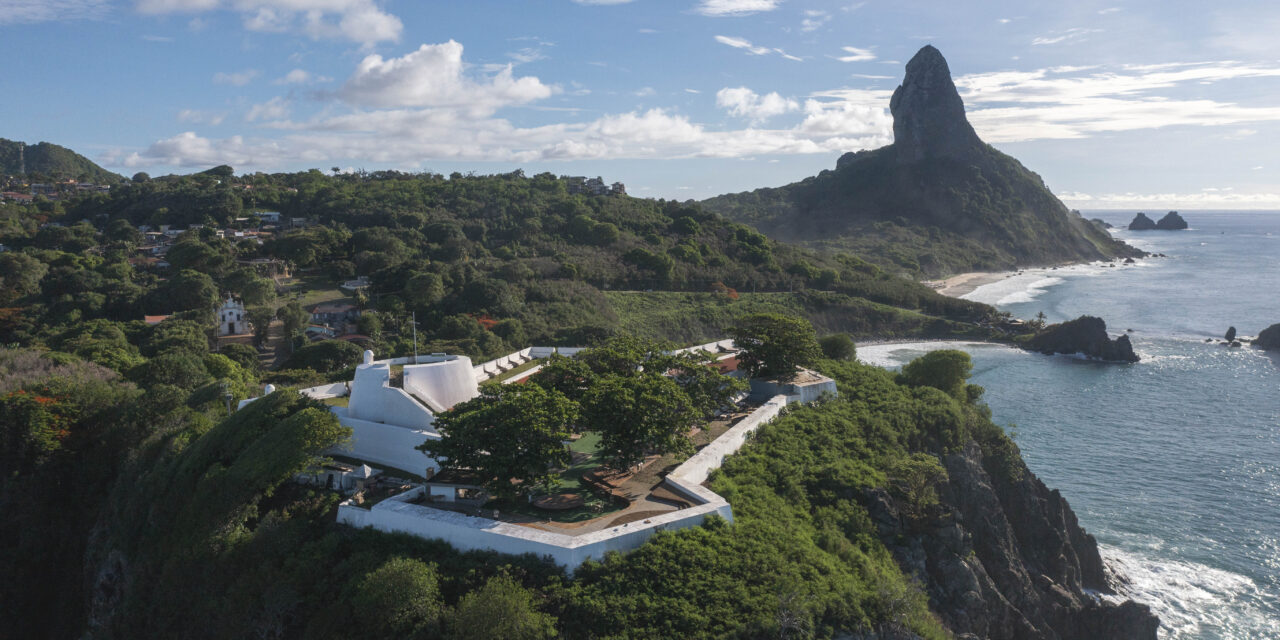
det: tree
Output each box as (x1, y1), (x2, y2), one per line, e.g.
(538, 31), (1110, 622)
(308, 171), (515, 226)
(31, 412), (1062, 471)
(888, 452), (949, 521)
(152, 269), (219, 314)
(898, 349), (972, 401)
(281, 340), (363, 374)
(351, 558), (443, 639)
(248, 306), (275, 348)
(129, 352), (210, 389)
(446, 575), (557, 640)
(403, 272), (444, 308)
(583, 373), (697, 470)
(219, 343), (261, 372)
(131, 171), (150, 182)
(819, 333), (857, 361)
(728, 313), (822, 381)
(419, 383), (578, 499)
(276, 301), (309, 341)
(0, 253), (49, 304)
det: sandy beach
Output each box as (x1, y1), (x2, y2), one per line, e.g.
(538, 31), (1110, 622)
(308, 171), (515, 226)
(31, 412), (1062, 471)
(923, 271), (1016, 298)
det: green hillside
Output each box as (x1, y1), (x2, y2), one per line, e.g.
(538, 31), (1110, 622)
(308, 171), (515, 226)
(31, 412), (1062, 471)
(0, 138), (123, 183)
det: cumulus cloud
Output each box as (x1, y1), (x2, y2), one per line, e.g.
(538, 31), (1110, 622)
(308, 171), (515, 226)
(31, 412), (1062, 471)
(716, 87), (799, 123)
(134, 0), (402, 45)
(340, 41), (555, 112)
(800, 9), (829, 31)
(695, 0), (782, 17)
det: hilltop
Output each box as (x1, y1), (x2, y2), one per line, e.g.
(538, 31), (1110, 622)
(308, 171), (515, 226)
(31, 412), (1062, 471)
(701, 46), (1143, 278)
(0, 138), (123, 183)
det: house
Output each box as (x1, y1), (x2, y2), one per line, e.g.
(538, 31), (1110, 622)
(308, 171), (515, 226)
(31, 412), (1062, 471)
(143, 314), (170, 325)
(253, 211), (281, 224)
(217, 297), (251, 336)
(310, 302), (359, 332)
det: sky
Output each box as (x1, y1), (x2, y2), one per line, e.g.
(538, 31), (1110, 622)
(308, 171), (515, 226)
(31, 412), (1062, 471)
(4, 0), (1280, 208)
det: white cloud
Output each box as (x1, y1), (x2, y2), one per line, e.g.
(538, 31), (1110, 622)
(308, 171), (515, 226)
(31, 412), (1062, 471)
(177, 109), (226, 125)
(715, 35), (802, 61)
(801, 9), (829, 32)
(634, 87), (656, 97)
(716, 87), (799, 122)
(572, 0), (634, 4)
(246, 97), (291, 122)
(953, 61), (1280, 142)
(142, 34), (175, 42)
(695, 0), (782, 17)
(836, 46), (875, 62)
(340, 41), (556, 111)
(274, 68), (332, 84)
(1059, 190), (1280, 209)
(134, 0), (402, 45)
(212, 69), (259, 86)
(1031, 27), (1102, 46)
(0, 0), (109, 25)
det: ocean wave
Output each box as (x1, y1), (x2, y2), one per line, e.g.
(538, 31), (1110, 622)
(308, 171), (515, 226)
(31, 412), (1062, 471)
(855, 341), (1017, 369)
(1102, 544), (1276, 639)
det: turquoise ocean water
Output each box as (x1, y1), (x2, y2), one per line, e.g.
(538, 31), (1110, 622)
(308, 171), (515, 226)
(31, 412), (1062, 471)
(859, 211), (1280, 639)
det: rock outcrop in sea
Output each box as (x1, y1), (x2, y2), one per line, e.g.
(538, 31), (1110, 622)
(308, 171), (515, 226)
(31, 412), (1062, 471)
(1127, 213), (1157, 230)
(1128, 211), (1187, 230)
(865, 442), (1160, 639)
(1256, 323), (1280, 350)
(1023, 316), (1140, 362)
(1225, 326), (1237, 342)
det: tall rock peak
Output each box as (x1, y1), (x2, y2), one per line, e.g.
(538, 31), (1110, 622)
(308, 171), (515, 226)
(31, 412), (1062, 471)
(889, 45), (983, 163)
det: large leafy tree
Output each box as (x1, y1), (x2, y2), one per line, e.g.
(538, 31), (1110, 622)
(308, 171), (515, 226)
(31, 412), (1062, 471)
(897, 349), (973, 400)
(582, 373), (698, 470)
(419, 383), (577, 499)
(727, 313), (822, 381)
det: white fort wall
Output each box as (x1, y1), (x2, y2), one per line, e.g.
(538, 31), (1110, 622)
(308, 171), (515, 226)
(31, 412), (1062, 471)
(336, 394), (794, 570)
(403, 357), (478, 412)
(327, 408), (440, 477)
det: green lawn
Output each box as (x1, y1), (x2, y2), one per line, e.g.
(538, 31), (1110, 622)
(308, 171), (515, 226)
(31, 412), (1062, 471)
(320, 396), (349, 407)
(280, 274), (353, 309)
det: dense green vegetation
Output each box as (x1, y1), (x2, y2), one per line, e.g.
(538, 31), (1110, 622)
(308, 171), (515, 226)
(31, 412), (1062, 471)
(0, 138), (124, 184)
(52, 346), (1012, 639)
(702, 144), (1140, 278)
(0, 162), (1044, 638)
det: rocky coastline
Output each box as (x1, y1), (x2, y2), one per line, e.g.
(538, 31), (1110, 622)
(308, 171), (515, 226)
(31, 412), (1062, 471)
(1021, 316), (1139, 363)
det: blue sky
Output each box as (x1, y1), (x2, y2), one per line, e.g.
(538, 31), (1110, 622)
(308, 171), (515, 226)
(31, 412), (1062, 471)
(4, 0), (1280, 207)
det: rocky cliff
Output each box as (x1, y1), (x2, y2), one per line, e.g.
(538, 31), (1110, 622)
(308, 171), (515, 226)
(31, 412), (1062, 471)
(702, 46), (1145, 278)
(1256, 323), (1280, 350)
(1022, 316), (1139, 363)
(865, 442), (1159, 639)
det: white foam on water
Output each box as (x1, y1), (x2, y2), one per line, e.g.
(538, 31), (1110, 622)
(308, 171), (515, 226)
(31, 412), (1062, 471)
(1101, 544), (1276, 639)
(856, 341), (1018, 369)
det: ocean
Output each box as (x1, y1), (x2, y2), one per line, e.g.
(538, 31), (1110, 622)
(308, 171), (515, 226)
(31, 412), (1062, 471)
(859, 211), (1280, 639)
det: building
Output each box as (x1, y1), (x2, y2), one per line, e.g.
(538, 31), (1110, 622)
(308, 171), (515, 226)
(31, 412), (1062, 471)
(253, 211), (281, 224)
(217, 297), (251, 336)
(310, 302), (359, 333)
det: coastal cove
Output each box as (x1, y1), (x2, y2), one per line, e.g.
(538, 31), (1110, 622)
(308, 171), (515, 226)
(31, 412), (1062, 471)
(866, 211), (1280, 639)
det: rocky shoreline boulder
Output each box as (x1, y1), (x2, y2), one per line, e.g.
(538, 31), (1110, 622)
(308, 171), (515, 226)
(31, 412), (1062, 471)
(1256, 323), (1280, 350)
(1022, 316), (1140, 362)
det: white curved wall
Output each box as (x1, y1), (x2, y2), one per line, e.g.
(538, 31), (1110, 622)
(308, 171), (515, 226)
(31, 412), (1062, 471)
(329, 409), (440, 477)
(404, 357), (478, 412)
(347, 363), (436, 429)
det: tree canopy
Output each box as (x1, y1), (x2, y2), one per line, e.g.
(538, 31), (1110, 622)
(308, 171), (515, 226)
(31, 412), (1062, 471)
(728, 313), (822, 380)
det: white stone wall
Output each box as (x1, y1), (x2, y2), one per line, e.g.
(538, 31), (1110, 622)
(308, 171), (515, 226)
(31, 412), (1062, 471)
(347, 363), (435, 429)
(297, 382), (348, 400)
(330, 408), (440, 477)
(336, 394), (791, 571)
